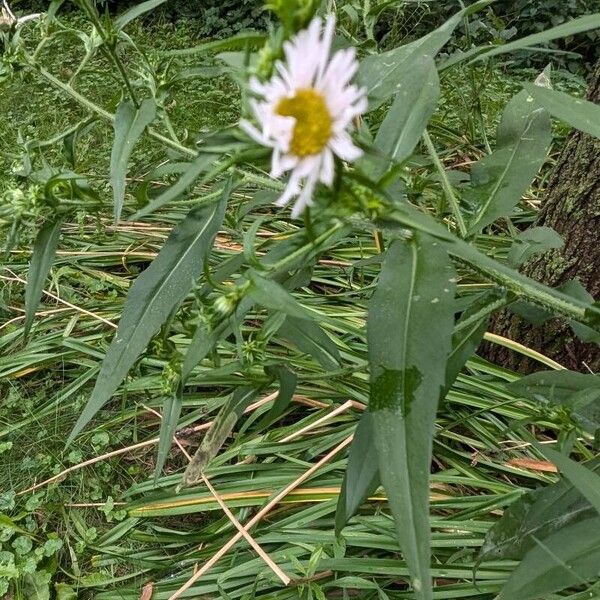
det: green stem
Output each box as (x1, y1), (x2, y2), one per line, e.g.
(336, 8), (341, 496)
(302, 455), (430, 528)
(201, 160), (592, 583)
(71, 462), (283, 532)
(79, 0), (140, 107)
(422, 129), (468, 238)
(33, 65), (196, 158)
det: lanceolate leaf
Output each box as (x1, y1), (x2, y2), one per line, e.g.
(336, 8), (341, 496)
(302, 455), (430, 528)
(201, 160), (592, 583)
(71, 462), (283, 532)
(368, 234), (456, 600)
(255, 365), (297, 430)
(154, 391), (183, 480)
(371, 57), (439, 177)
(479, 459), (600, 563)
(443, 289), (507, 397)
(114, 0), (167, 31)
(498, 517), (600, 600)
(24, 218), (63, 338)
(467, 88), (552, 233)
(248, 272), (314, 320)
(68, 195), (228, 444)
(131, 153), (218, 220)
(110, 99), (156, 221)
(335, 411), (380, 534)
(522, 83), (600, 139)
(507, 226), (563, 268)
(475, 13), (600, 62)
(358, 0), (491, 110)
(278, 316), (341, 371)
(539, 447), (600, 513)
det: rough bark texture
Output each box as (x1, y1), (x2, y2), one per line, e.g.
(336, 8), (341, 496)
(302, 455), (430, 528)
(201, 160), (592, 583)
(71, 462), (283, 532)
(483, 62), (600, 373)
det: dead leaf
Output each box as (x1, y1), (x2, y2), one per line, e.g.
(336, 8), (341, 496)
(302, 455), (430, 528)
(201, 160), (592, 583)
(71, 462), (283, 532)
(140, 582), (153, 600)
(507, 458), (558, 472)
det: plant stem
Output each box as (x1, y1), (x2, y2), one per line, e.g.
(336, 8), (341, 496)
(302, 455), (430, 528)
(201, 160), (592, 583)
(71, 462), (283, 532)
(79, 0), (140, 107)
(423, 129), (468, 238)
(33, 65), (196, 158)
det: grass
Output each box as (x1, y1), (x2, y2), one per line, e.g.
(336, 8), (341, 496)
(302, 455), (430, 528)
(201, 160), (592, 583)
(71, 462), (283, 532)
(0, 10), (595, 600)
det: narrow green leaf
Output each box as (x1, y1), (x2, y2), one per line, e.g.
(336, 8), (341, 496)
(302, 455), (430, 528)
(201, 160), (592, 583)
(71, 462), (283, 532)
(110, 99), (156, 221)
(131, 153), (218, 220)
(114, 0), (167, 31)
(160, 33), (267, 57)
(358, 0), (492, 110)
(256, 365), (297, 430)
(522, 83), (600, 139)
(476, 14), (600, 62)
(559, 279), (600, 344)
(182, 386), (261, 486)
(539, 447), (600, 513)
(507, 226), (563, 267)
(335, 411), (380, 534)
(370, 57), (439, 177)
(509, 368), (600, 434)
(278, 316), (340, 371)
(444, 289), (507, 396)
(248, 272), (314, 320)
(68, 195), (227, 444)
(154, 391), (183, 480)
(24, 218), (63, 338)
(368, 234), (456, 600)
(467, 88), (551, 233)
(479, 458), (600, 563)
(498, 516), (600, 600)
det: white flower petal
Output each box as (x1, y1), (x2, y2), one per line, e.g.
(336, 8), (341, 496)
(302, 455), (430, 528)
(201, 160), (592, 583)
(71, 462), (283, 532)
(240, 119), (270, 145)
(320, 149), (335, 186)
(240, 15), (367, 217)
(329, 133), (363, 162)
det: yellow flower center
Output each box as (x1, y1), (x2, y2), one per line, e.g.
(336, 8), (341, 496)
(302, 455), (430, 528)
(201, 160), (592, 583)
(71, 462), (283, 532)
(276, 88), (332, 157)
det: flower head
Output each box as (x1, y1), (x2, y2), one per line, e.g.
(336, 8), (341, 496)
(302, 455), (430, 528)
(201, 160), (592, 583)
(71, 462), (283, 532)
(241, 16), (367, 217)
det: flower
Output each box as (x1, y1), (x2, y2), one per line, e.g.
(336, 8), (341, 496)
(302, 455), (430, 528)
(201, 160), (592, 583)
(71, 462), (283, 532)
(241, 15), (367, 217)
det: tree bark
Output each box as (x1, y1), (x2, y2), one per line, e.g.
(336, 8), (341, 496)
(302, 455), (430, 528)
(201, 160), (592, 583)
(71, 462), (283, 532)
(483, 62), (600, 373)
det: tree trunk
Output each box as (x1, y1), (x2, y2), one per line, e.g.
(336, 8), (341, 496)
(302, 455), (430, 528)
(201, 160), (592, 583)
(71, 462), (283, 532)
(483, 62), (600, 373)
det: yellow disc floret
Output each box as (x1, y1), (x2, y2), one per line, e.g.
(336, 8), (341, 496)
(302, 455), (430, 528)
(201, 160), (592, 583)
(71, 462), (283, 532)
(276, 88), (332, 157)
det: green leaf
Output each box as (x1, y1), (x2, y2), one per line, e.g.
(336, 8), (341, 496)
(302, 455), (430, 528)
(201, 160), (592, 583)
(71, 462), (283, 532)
(110, 99), (156, 221)
(522, 83), (600, 139)
(508, 369), (600, 403)
(154, 391), (183, 480)
(559, 279), (600, 344)
(131, 154), (218, 220)
(335, 411), (380, 534)
(498, 516), (600, 600)
(444, 289), (507, 396)
(507, 226), (563, 268)
(160, 33), (267, 57)
(368, 234), (456, 600)
(539, 447), (600, 513)
(476, 14), (600, 62)
(68, 195), (227, 444)
(479, 458), (600, 563)
(277, 316), (340, 371)
(508, 369), (600, 434)
(114, 0), (167, 31)
(369, 57), (439, 177)
(24, 218), (63, 338)
(256, 365), (297, 430)
(23, 571), (51, 600)
(182, 386), (261, 486)
(467, 88), (552, 233)
(358, 0), (491, 110)
(248, 272), (314, 320)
